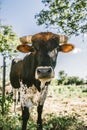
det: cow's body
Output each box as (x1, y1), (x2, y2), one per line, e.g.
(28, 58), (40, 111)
(10, 32), (74, 130)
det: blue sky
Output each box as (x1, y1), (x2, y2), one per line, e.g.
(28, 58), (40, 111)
(0, 0), (87, 79)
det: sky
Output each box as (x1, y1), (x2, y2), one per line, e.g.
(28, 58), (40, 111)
(0, 0), (87, 79)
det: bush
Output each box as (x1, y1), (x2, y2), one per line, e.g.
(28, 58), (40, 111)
(43, 114), (86, 130)
(0, 113), (21, 130)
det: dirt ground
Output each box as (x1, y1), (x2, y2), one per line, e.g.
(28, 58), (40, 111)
(43, 95), (87, 125)
(10, 85), (87, 127)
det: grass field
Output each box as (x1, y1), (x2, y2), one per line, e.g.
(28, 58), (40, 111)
(0, 84), (87, 130)
(30, 84), (87, 130)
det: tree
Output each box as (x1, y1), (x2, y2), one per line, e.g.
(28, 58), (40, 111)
(35, 0), (87, 36)
(67, 76), (85, 85)
(58, 70), (85, 85)
(0, 24), (19, 114)
(58, 70), (68, 85)
(0, 25), (19, 57)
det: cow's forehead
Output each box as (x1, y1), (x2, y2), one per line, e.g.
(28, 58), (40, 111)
(32, 32), (59, 42)
(32, 32), (59, 51)
(32, 40), (59, 53)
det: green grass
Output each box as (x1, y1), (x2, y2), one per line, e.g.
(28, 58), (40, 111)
(48, 85), (87, 98)
(43, 114), (86, 130)
(0, 113), (86, 130)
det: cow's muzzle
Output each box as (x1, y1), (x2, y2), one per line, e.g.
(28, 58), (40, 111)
(35, 66), (54, 82)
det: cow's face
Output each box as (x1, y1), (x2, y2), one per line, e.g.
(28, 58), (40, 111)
(32, 37), (60, 82)
(17, 32), (74, 82)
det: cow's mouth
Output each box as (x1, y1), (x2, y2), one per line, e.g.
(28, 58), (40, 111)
(35, 66), (54, 82)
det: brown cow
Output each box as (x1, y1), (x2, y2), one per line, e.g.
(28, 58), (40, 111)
(10, 32), (74, 130)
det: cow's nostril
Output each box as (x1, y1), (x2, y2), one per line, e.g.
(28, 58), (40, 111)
(47, 68), (52, 73)
(37, 69), (41, 74)
(37, 67), (52, 75)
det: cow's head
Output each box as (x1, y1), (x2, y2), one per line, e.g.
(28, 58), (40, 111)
(17, 32), (74, 83)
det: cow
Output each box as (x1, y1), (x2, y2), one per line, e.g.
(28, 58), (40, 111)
(10, 32), (74, 130)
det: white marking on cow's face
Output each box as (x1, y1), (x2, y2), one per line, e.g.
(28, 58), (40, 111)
(13, 58), (22, 63)
(48, 48), (58, 61)
(20, 81), (48, 108)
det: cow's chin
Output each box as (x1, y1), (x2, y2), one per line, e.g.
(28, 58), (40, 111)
(38, 77), (53, 82)
(35, 75), (54, 83)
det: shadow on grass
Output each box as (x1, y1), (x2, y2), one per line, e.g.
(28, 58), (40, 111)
(42, 114), (87, 130)
(0, 114), (87, 130)
(27, 114), (87, 130)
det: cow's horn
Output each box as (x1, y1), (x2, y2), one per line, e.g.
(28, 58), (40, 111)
(20, 35), (32, 44)
(59, 35), (68, 44)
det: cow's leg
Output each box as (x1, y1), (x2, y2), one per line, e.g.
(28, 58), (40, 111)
(20, 82), (34, 130)
(22, 106), (29, 130)
(37, 104), (43, 130)
(37, 85), (48, 130)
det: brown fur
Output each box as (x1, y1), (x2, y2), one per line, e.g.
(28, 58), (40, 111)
(32, 32), (60, 42)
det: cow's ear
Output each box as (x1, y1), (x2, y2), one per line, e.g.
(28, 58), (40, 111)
(60, 44), (74, 53)
(17, 44), (34, 53)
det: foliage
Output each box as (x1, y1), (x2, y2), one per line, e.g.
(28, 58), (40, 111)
(58, 70), (68, 85)
(66, 76), (85, 85)
(0, 94), (21, 130)
(35, 0), (87, 36)
(0, 113), (21, 130)
(58, 70), (85, 85)
(50, 78), (58, 86)
(0, 24), (20, 115)
(0, 112), (86, 130)
(0, 24), (19, 58)
(43, 114), (86, 130)
(0, 94), (13, 114)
